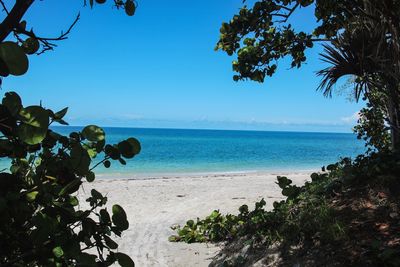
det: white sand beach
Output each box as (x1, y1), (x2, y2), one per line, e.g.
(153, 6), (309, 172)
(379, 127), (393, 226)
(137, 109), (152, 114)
(78, 172), (311, 267)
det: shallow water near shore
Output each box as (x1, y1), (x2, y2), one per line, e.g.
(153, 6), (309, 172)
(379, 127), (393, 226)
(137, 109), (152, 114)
(62, 127), (365, 176)
(0, 127), (365, 177)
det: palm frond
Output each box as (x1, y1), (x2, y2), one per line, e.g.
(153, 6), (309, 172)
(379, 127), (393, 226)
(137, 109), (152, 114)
(317, 21), (390, 101)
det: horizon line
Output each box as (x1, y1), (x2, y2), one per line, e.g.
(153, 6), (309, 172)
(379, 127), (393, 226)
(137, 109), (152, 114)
(51, 125), (357, 135)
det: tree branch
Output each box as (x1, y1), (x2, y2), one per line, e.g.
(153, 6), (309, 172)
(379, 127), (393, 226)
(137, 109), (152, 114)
(14, 13), (80, 54)
(0, 0), (34, 42)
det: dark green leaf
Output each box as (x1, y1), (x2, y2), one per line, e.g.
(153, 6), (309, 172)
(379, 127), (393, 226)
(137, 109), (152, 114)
(112, 204), (129, 230)
(17, 123), (48, 145)
(117, 138), (141, 159)
(115, 252), (135, 267)
(104, 160), (111, 168)
(100, 209), (111, 224)
(56, 118), (69, 125)
(86, 171), (95, 182)
(125, 0), (136, 16)
(104, 235), (118, 249)
(59, 179), (82, 196)
(0, 105), (16, 136)
(91, 189), (103, 200)
(54, 107), (68, 120)
(0, 41), (29, 76)
(2, 91), (22, 116)
(105, 144), (120, 160)
(82, 125), (105, 141)
(71, 144), (90, 176)
(96, 139), (105, 153)
(78, 252), (97, 266)
(19, 105), (49, 128)
(22, 38), (40, 55)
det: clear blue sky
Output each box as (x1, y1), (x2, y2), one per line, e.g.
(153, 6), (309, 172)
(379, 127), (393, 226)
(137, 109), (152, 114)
(2, 0), (364, 132)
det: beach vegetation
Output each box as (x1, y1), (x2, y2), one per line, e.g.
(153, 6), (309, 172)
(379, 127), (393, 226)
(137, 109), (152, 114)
(171, 0), (400, 265)
(171, 154), (400, 266)
(0, 1), (138, 266)
(216, 0), (400, 152)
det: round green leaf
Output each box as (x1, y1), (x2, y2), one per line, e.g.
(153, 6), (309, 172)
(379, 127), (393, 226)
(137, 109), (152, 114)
(115, 252), (135, 267)
(17, 106), (49, 145)
(86, 171), (95, 182)
(118, 138), (141, 159)
(82, 125), (105, 141)
(19, 106), (49, 128)
(103, 160), (111, 168)
(127, 137), (141, 155)
(112, 204), (129, 230)
(17, 123), (47, 145)
(0, 41), (29, 76)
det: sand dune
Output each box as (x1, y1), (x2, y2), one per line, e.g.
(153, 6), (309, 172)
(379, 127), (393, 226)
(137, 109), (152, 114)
(78, 172), (311, 267)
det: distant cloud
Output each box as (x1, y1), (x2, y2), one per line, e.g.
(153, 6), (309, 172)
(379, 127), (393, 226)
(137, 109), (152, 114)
(341, 111), (360, 123)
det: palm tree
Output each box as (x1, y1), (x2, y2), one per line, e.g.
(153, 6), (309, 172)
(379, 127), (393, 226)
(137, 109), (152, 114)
(316, 0), (400, 151)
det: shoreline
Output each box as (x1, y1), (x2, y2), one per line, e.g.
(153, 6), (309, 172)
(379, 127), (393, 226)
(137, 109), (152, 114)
(78, 171), (312, 266)
(94, 169), (317, 181)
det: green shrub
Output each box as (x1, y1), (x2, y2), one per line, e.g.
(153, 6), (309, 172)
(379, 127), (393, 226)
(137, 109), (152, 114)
(0, 92), (140, 266)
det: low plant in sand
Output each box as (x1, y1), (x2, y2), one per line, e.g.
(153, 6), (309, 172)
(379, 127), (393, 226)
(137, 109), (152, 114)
(170, 154), (400, 266)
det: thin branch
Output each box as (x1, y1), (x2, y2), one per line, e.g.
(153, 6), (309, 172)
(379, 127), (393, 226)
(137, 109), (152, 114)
(275, 4), (292, 12)
(311, 38), (333, 42)
(281, 2), (299, 23)
(0, 0), (10, 15)
(13, 13), (80, 54)
(90, 156), (110, 171)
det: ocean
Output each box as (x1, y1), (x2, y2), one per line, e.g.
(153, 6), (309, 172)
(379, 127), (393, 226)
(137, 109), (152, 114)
(49, 127), (368, 176)
(0, 127), (366, 177)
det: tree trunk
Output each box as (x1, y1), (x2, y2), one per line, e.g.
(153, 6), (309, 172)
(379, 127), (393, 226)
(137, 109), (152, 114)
(387, 85), (400, 152)
(0, 0), (34, 42)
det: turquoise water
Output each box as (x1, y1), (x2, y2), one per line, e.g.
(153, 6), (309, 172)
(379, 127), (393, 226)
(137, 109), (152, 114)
(1, 127), (366, 176)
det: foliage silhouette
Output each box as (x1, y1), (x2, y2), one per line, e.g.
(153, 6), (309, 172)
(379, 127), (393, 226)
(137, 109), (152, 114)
(216, 0), (400, 151)
(0, 1), (139, 265)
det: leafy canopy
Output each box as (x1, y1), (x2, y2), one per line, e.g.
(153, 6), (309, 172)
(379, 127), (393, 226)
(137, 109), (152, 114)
(215, 0), (384, 82)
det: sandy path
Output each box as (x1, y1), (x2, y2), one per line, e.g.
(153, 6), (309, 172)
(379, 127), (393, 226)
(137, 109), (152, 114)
(77, 172), (311, 267)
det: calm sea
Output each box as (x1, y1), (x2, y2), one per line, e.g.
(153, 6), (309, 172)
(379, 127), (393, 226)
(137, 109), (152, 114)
(4, 127), (367, 177)
(0, 127), (366, 177)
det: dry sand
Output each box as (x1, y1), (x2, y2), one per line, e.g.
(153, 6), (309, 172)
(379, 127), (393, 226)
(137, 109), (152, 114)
(78, 171), (311, 267)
